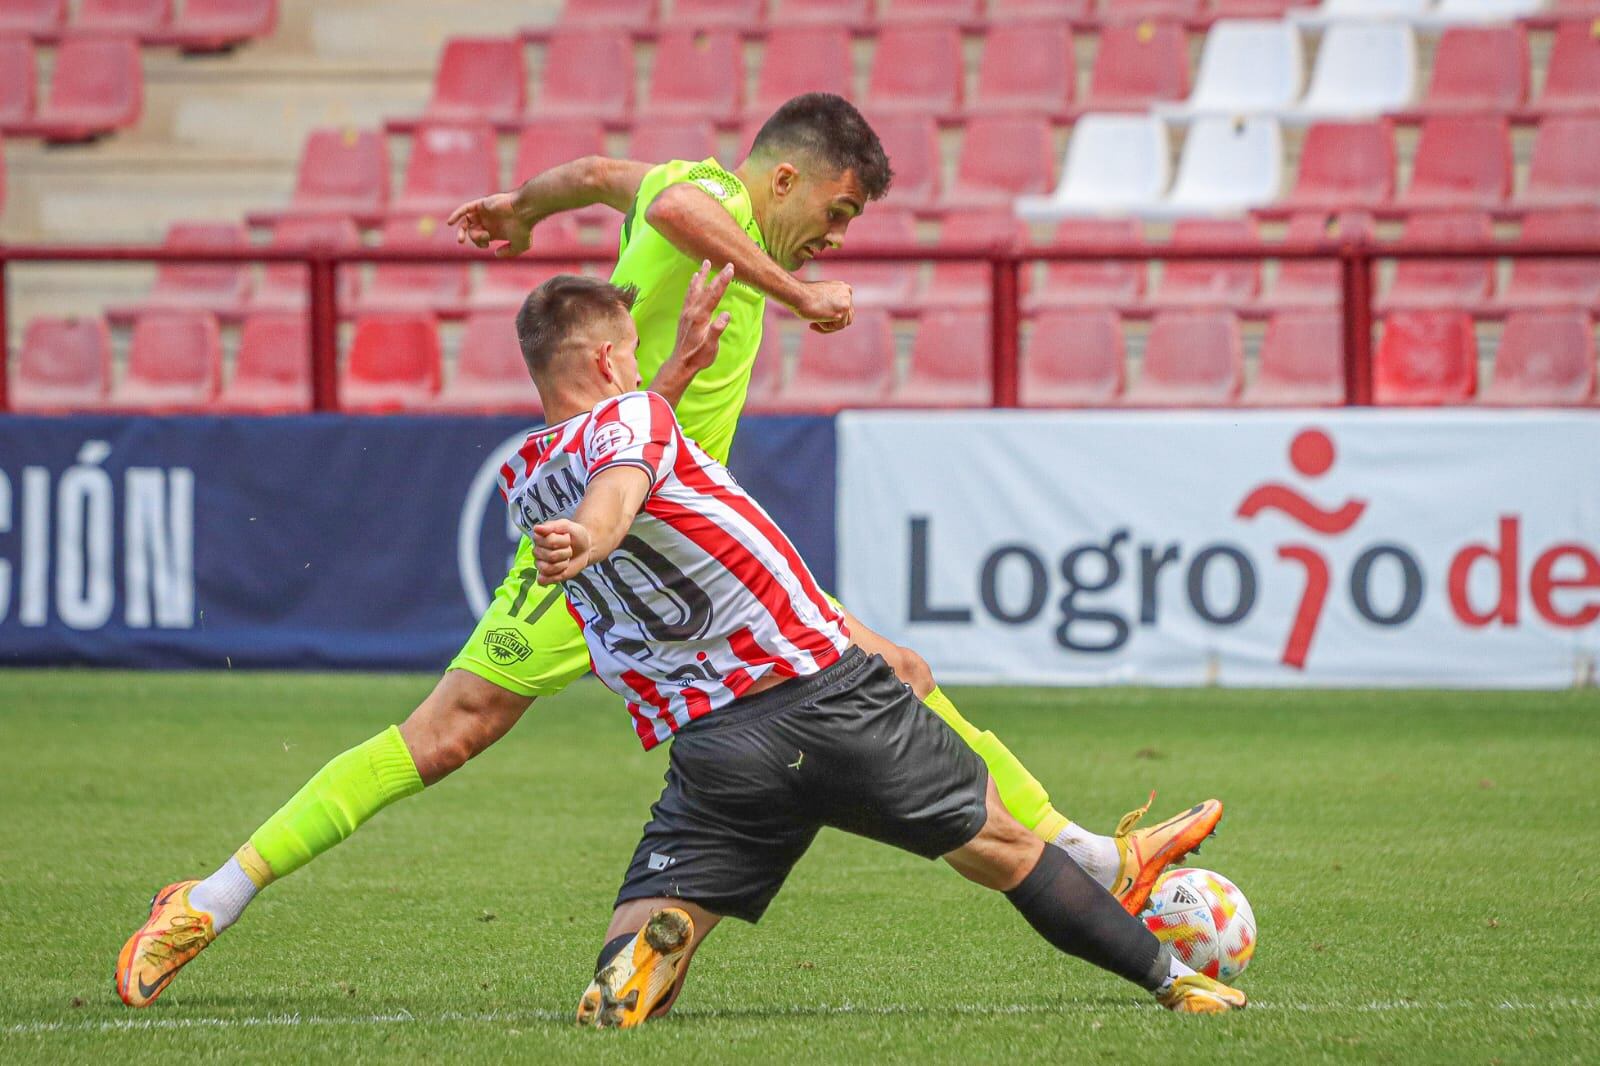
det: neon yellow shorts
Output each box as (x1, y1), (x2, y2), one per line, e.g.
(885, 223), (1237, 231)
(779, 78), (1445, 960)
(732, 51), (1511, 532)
(448, 537), (593, 698)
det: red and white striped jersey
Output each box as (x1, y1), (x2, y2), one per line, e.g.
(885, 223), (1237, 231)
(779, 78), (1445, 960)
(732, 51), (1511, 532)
(499, 390), (849, 749)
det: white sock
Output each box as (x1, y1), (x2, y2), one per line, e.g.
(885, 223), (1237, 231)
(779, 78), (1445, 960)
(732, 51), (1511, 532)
(188, 857), (259, 933)
(1050, 823), (1121, 891)
(1156, 952), (1198, 995)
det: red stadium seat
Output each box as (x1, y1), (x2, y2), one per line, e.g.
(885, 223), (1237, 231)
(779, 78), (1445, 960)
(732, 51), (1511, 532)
(470, 215), (584, 310)
(0, 0), (64, 35)
(342, 314), (442, 411)
(1502, 210), (1600, 310)
(1102, 0), (1202, 18)
(750, 27), (850, 119)
(289, 128), (389, 218)
(27, 35), (142, 141)
(1281, 121), (1395, 211)
(1262, 211), (1373, 310)
(393, 122), (499, 217)
(425, 37), (525, 126)
(642, 29), (743, 124)
(766, 0), (869, 26)
(970, 20), (1075, 116)
(1150, 219), (1261, 308)
(1482, 310), (1596, 405)
(251, 215), (363, 312)
(358, 214), (473, 315)
(218, 313), (311, 412)
(1021, 309), (1124, 406)
(923, 211), (1029, 310)
(1398, 116), (1511, 210)
(896, 311), (992, 406)
(745, 314), (785, 413)
(1381, 212), (1494, 312)
(113, 311), (221, 411)
(1028, 219), (1146, 311)
(1521, 116), (1600, 209)
(75, 0), (171, 35)
(0, 37), (36, 126)
(775, 309), (894, 411)
(146, 221), (252, 314)
(867, 25), (963, 117)
(169, 0), (277, 52)
(943, 115), (1054, 210)
(879, 0), (982, 21)
(512, 118), (606, 181)
(13, 316), (111, 411)
(989, 0), (1093, 18)
(1209, 0), (1302, 13)
(0, 132), (6, 214)
(672, 0), (766, 27)
(1247, 311), (1345, 406)
(1419, 27), (1528, 113)
(1084, 21), (1190, 110)
(435, 312), (542, 413)
(817, 208), (919, 310)
(629, 119), (716, 164)
(558, 0), (658, 28)
(1126, 310), (1243, 406)
(864, 115), (940, 211)
(537, 30), (633, 124)
(1375, 310), (1477, 405)
(1541, 20), (1600, 112)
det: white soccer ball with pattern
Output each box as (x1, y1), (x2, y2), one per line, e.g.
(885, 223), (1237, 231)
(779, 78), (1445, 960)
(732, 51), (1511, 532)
(1139, 867), (1257, 981)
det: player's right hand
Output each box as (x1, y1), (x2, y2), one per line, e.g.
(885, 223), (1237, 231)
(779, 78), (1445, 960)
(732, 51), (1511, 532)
(790, 279), (854, 334)
(446, 192), (534, 259)
(533, 519), (593, 585)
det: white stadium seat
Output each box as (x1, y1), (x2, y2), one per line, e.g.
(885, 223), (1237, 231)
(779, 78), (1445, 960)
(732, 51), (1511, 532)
(1014, 114), (1171, 220)
(1422, 0), (1545, 25)
(1153, 116), (1285, 217)
(1292, 0), (1433, 23)
(1290, 22), (1416, 120)
(1157, 20), (1305, 120)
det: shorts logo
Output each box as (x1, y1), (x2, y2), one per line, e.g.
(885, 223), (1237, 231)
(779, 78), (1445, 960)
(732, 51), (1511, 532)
(484, 628), (532, 666)
(647, 852), (677, 871)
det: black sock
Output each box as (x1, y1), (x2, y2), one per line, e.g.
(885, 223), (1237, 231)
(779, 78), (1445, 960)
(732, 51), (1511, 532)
(594, 933), (634, 975)
(1004, 846), (1171, 991)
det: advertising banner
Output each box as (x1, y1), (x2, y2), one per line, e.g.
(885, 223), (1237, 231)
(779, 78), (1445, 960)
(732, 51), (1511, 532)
(838, 410), (1600, 688)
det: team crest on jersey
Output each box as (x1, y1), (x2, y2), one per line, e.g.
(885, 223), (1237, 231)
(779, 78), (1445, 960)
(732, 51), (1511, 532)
(483, 627), (532, 665)
(591, 421), (636, 456)
(694, 177), (728, 199)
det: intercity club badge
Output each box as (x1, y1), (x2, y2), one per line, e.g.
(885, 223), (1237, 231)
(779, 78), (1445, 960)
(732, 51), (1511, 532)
(484, 627), (533, 665)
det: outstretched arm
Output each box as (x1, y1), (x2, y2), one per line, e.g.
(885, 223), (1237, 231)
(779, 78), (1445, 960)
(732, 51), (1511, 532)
(532, 466), (651, 586)
(447, 156), (653, 258)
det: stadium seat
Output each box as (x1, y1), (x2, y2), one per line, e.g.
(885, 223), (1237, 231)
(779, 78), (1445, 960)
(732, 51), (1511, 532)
(863, 115), (940, 211)
(393, 122), (500, 217)
(1247, 310), (1345, 405)
(113, 311), (221, 412)
(672, 0), (766, 27)
(1103, 0), (1203, 18)
(629, 119), (716, 163)
(1482, 310), (1596, 405)
(168, 0), (277, 52)
(642, 29), (743, 124)
(0, 37), (36, 127)
(750, 28), (851, 119)
(358, 214), (473, 315)
(1126, 310), (1243, 405)
(25, 35), (142, 141)
(75, 0), (171, 36)
(0, 0), (64, 36)
(1398, 116), (1510, 210)
(218, 313), (311, 413)
(145, 221), (252, 314)
(469, 215), (584, 310)
(1375, 311), (1477, 405)
(1381, 212), (1495, 311)
(1521, 117), (1600, 209)
(558, 0), (658, 28)
(1158, 115), (1283, 216)
(0, 132), (6, 214)
(969, 20), (1075, 116)
(1150, 219), (1261, 307)
(1210, 0), (1305, 14)
(989, 0), (1093, 17)
(896, 311), (992, 407)
(765, 0), (869, 26)
(251, 215), (364, 312)
(1021, 309), (1125, 406)
(1295, 22), (1415, 119)
(1292, 0), (1428, 18)
(1157, 19), (1304, 118)
(922, 211), (1029, 310)
(423, 37), (525, 126)
(818, 209), (919, 310)
(775, 309), (894, 411)
(1418, 27), (1527, 114)
(288, 128), (389, 218)
(12, 316), (111, 412)
(1501, 210), (1600, 310)
(1028, 219), (1147, 312)
(1430, 0), (1544, 21)
(1279, 121), (1395, 211)
(1262, 211), (1373, 309)
(943, 115), (1054, 210)
(878, 0), (982, 21)
(1541, 20), (1600, 113)
(1084, 21), (1190, 110)
(1015, 114), (1169, 219)
(512, 118), (606, 182)
(537, 30), (633, 123)
(867, 25), (963, 117)
(743, 318), (786, 413)
(435, 312), (542, 413)
(342, 314), (442, 412)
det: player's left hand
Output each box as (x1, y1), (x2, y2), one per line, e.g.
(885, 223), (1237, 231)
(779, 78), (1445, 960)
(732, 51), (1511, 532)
(668, 260), (735, 375)
(446, 192), (534, 259)
(533, 519), (594, 584)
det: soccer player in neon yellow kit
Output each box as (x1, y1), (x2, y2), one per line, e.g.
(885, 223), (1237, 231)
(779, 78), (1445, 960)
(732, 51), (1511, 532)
(116, 95), (1220, 1009)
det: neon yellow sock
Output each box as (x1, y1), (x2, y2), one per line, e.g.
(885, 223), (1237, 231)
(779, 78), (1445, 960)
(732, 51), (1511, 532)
(922, 686), (1068, 840)
(247, 725), (424, 881)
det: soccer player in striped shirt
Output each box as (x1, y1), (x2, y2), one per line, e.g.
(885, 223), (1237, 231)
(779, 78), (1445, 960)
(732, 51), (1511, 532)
(501, 273), (1246, 1021)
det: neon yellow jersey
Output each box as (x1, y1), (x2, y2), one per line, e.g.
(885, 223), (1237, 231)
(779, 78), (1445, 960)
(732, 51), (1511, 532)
(612, 158), (767, 466)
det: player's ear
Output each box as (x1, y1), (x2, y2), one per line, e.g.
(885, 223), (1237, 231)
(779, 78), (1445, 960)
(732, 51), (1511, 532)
(595, 340), (615, 386)
(771, 163), (799, 200)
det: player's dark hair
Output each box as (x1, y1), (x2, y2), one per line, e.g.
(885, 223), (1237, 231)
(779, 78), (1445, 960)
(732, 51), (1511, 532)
(749, 93), (894, 201)
(515, 274), (639, 377)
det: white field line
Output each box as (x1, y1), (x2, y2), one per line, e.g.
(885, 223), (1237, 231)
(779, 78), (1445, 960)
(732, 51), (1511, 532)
(6, 998), (1600, 1036)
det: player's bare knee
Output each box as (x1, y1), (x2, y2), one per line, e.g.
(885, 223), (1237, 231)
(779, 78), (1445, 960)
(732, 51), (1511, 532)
(402, 672), (531, 783)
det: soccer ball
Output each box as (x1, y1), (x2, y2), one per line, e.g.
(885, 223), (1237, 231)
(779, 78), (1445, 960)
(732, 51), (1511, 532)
(1140, 867), (1257, 981)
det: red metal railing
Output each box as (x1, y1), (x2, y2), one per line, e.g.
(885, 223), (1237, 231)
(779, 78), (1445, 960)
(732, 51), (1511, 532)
(1, 237), (1597, 412)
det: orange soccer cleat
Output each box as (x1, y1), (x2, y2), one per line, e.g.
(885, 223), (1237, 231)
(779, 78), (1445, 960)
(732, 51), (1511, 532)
(115, 880), (217, 1007)
(1110, 795), (1224, 915)
(575, 907), (695, 1029)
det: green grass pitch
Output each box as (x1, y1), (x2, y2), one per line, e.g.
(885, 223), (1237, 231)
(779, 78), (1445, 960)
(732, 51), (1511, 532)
(2, 671), (1598, 1064)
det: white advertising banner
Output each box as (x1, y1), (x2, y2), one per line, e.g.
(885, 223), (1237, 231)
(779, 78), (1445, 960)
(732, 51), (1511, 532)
(837, 410), (1600, 688)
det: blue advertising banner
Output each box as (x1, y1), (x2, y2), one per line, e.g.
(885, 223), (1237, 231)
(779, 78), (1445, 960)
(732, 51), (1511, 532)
(0, 414), (835, 670)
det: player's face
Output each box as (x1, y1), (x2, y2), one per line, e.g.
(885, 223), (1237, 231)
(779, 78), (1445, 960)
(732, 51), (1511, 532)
(770, 166), (865, 271)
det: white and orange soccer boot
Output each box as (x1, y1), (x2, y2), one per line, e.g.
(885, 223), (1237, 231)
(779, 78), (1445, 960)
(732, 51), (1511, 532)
(1110, 795), (1224, 915)
(1156, 972), (1248, 1014)
(115, 880), (218, 1007)
(575, 907), (695, 1029)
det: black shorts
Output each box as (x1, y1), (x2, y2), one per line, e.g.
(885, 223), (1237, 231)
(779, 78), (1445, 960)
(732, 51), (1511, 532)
(614, 647), (990, 924)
